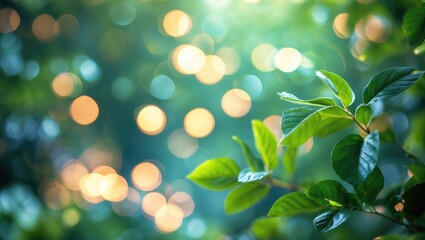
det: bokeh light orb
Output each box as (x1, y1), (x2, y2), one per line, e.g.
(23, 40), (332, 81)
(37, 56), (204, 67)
(131, 162), (162, 191)
(172, 44), (206, 75)
(251, 43), (277, 72)
(142, 192), (167, 216)
(69, 96), (99, 125)
(61, 161), (89, 191)
(99, 173), (128, 202)
(0, 8), (20, 33)
(167, 129), (198, 158)
(333, 13), (350, 39)
(111, 187), (141, 216)
(109, 2), (136, 26)
(216, 47), (240, 75)
(79, 173), (103, 198)
(274, 48), (302, 73)
(168, 192), (195, 217)
(221, 89), (251, 118)
(149, 75), (175, 100)
(32, 14), (59, 42)
(136, 105), (166, 135)
(155, 203), (184, 233)
(195, 55), (226, 85)
(43, 182), (71, 210)
(184, 108), (215, 138)
(163, 10), (192, 37)
(51, 72), (82, 97)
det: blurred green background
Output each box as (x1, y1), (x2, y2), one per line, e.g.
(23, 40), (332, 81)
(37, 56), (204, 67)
(1, 0), (425, 239)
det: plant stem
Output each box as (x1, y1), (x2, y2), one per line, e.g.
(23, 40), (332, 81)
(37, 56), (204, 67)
(266, 176), (305, 191)
(361, 210), (414, 232)
(345, 110), (370, 134)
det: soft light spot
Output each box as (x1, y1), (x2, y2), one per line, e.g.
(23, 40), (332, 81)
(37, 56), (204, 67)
(163, 10), (192, 37)
(263, 115), (282, 142)
(57, 14), (79, 38)
(149, 75), (175, 100)
(80, 147), (115, 170)
(168, 192), (195, 217)
(51, 72), (82, 97)
(155, 203), (184, 233)
(167, 129), (198, 158)
(69, 96), (99, 125)
(109, 2), (136, 26)
(80, 59), (100, 82)
(394, 202), (404, 212)
(186, 218), (206, 239)
(184, 108), (215, 138)
(274, 48), (302, 73)
(251, 43), (277, 72)
(32, 14), (60, 42)
(221, 89), (251, 118)
(112, 77), (135, 101)
(195, 55), (225, 85)
(131, 162), (162, 191)
(312, 6), (328, 24)
(216, 47), (240, 75)
(43, 182), (71, 210)
(136, 105), (166, 135)
(61, 161), (89, 191)
(333, 13), (350, 39)
(111, 187), (141, 216)
(62, 208), (80, 227)
(357, 15), (390, 43)
(0, 8), (20, 33)
(243, 0), (261, 3)
(172, 44), (206, 75)
(142, 192), (166, 216)
(93, 165), (117, 175)
(99, 174), (128, 202)
(79, 173), (103, 198)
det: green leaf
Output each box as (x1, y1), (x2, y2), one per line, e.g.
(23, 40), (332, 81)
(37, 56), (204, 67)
(405, 163), (425, 190)
(268, 192), (324, 217)
(186, 157), (240, 191)
(238, 168), (268, 183)
(355, 104), (372, 126)
(316, 70), (355, 107)
(250, 217), (284, 240)
(332, 131), (380, 186)
(283, 146), (298, 176)
(232, 135), (264, 172)
(225, 181), (270, 214)
(280, 106), (351, 146)
(313, 208), (352, 232)
(402, 182), (425, 221)
(348, 193), (363, 209)
(252, 120), (278, 171)
(278, 91), (337, 107)
(315, 106), (353, 137)
(355, 167), (384, 204)
(306, 180), (349, 207)
(403, 4), (425, 46)
(363, 67), (425, 104)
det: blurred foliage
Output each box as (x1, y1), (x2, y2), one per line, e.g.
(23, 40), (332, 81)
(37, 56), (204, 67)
(0, 0), (425, 239)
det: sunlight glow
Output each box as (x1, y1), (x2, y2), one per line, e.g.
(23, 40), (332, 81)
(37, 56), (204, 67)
(142, 192), (167, 217)
(195, 55), (226, 85)
(163, 10), (192, 37)
(70, 96), (99, 125)
(61, 161), (89, 191)
(168, 192), (195, 217)
(251, 43), (277, 72)
(274, 48), (302, 73)
(131, 162), (162, 191)
(184, 108), (215, 138)
(172, 45), (206, 75)
(136, 105), (166, 135)
(221, 89), (251, 118)
(155, 203), (184, 233)
(99, 173), (128, 202)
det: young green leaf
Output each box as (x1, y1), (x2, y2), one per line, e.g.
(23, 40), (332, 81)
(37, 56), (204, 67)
(225, 181), (270, 214)
(280, 106), (351, 146)
(403, 4), (425, 46)
(250, 217), (284, 240)
(306, 180), (350, 207)
(332, 131), (380, 186)
(355, 167), (384, 204)
(355, 104), (372, 126)
(402, 182), (425, 221)
(315, 106), (352, 137)
(268, 192), (324, 217)
(278, 91), (337, 107)
(186, 157), (240, 191)
(405, 163), (425, 190)
(316, 70), (355, 107)
(238, 168), (268, 183)
(363, 67), (425, 104)
(252, 120), (278, 171)
(232, 135), (264, 172)
(280, 107), (320, 146)
(283, 146), (298, 176)
(313, 208), (352, 232)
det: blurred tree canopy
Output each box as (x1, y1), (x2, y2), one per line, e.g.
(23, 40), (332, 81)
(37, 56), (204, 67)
(1, 0), (425, 239)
